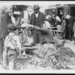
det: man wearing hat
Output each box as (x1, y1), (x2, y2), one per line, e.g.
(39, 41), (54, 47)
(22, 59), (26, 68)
(30, 5), (45, 44)
(0, 6), (13, 64)
(0, 6), (9, 64)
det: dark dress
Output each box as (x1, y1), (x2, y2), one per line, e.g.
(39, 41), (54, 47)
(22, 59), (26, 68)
(65, 19), (69, 40)
(68, 16), (74, 40)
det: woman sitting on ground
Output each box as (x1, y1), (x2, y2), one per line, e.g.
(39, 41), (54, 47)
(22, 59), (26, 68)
(30, 21), (57, 58)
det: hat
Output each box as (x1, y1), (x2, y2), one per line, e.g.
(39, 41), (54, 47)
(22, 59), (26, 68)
(7, 24), (17, 30)
(33, 5), (40, 10)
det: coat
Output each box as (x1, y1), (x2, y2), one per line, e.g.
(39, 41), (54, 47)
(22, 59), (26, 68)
(0, 15), (3, 39)
(1, 13), (11, 39)
(73, 22), (75, 34)
(68, 16), (74, 29)
(30, 12), (45, 26)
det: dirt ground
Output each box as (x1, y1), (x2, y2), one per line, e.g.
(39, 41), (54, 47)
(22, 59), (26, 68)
(0, 40), (75, 72)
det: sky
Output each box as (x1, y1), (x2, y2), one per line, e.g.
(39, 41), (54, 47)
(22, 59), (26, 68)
(0, 1), (75, 6)
(0, 1), (74, 13)
(0, 1), (75, 13)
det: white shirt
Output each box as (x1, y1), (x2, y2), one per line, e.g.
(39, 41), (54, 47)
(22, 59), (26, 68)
(35, 12), (39, 18)
(4, 32), (22, 50)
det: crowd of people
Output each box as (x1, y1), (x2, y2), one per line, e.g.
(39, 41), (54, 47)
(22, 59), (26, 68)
(46, 13), (75, 41)
(0, 4), (75, 70)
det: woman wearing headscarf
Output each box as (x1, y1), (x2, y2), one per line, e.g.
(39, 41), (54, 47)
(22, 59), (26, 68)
(30, 21), (56, 58)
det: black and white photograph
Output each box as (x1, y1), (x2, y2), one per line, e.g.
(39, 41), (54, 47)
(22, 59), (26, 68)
(0, 0), (75, 73)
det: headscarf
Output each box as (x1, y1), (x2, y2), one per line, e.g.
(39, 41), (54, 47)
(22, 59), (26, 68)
(42, 21), (51, 29)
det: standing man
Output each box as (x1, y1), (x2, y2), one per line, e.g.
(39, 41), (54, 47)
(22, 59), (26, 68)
(30, 5), (45, 44)
(2, 7), (12, 40)
(0, 6), (12, 64)
(0, 6), (5, 64)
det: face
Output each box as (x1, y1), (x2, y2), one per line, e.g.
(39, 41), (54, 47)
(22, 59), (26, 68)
(34, 8), (39, 13)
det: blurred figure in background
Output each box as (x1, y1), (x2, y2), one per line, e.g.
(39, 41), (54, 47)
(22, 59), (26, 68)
(68, 15), (74, 41)
(9, 10), (16, 26)
(56, 16), (61, 26)
(50, 14), (56, 27)
(2, 6), (12, 40)
(61, 17), (66, 39)
(13, 11), (22, 27)
(65, 15), (70, 40)
(56, 16), (62, 39)
(0, 6), (12, 64)
(73, 20), (75, 45)
(0, 6), (5, 64)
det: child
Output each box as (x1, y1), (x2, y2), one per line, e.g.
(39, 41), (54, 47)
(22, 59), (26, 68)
(3, 24), (26, 69)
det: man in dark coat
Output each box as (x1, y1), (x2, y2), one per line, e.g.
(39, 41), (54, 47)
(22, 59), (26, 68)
(30, 5), (45, 44)
(2, 10), (11, 40)
(0, 7), (11, 64)
(0, 7), (4, 64)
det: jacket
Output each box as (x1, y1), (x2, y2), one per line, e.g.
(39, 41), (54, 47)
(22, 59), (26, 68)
(30, 12), (45, 26)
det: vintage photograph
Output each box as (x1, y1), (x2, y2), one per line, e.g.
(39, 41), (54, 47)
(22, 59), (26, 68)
(0, 1), (75, 73)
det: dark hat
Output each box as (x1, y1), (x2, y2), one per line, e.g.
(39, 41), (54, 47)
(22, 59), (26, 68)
(7, 24), (17, 30)
(33, 5), (40, 10)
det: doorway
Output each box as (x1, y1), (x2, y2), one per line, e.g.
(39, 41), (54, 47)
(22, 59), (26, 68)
(70, 7), (75, 17)
(57, 7), (63, 19)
